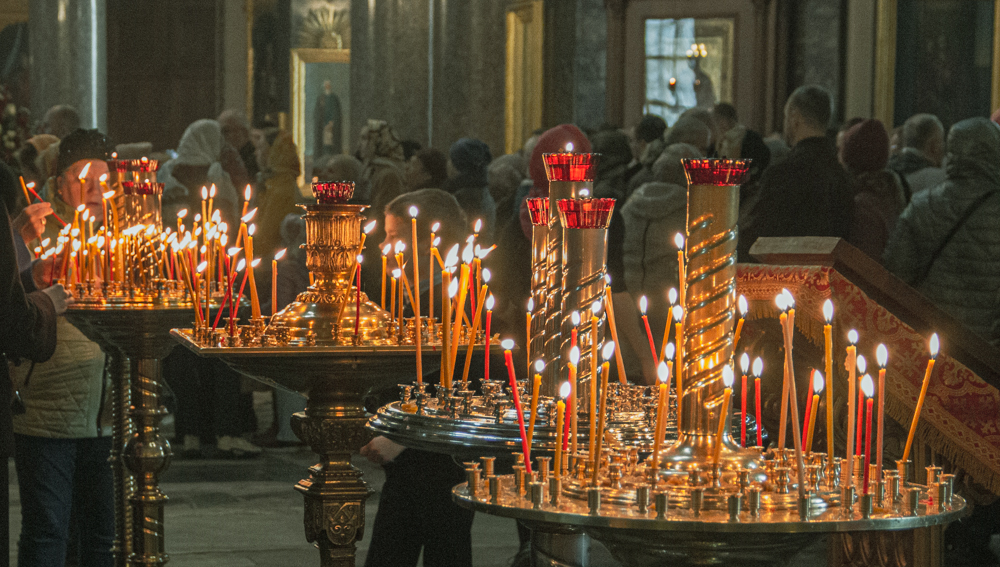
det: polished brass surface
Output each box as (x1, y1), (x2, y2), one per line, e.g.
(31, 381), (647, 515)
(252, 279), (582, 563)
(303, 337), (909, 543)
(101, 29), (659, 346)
(172, 332), (457, 567)
(66, 305), (193, 567)
(543, 180), (592, 395)
(660, 181), (751, 472)
(269, 203), (393, 346)
(529, 223), (548, 369)
(559, 226), (607, 388)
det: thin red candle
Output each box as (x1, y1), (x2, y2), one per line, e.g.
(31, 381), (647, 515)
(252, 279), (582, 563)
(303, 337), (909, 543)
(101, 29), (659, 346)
(228, 261), (238, 336)
(211, 256), (232, 331)
(571, 327), (578, 351)
(354, 261), (361, 339)
(484, 307), (492, 382)
(503, 341), (532, 475)
(856, 381), (864, 455)
(802, 383), (814, 448)
(741, 373), (748, 447)
(753, 356), (763, 447)
(863, 395), (874, 494)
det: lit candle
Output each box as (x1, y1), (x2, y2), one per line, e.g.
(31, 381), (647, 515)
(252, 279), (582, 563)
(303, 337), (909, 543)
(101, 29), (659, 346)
(241, 185), (252, 218)
(380, 244), (390, 309)
(846, 329), (858, 480)
(591, 345), (613, 486)
(527, 359), (543, 447)
(246, 223), (261, 318)
(408, 207), (422, 381)
(713, 365), (734, 466)
(802, 371), (815, 449)
(555, 382), (569, 476)
(903, 334), (940, 463)
(639, 296), (659, 363)
(671, 305), (684, 416)
(675, 233), (686, 306)
(448, 246), (473, 376)
(177, 209), (188, 234)
(272, 249), (286, 317)
(650, 361), (671, 484)
(734, 295), (747, 347)
(201, 187), (208, 232)
(779, 290), (807, 497)
(526, 298), (533, 379)
(570, 311), (580, 351)
(429, 222), (439, 330)
(659, 287), (678, 361)
(459, 283), (488, 386)
(664, 342), (676, 419)
(806, 370), (824, 453)
(740, 353), (749, 447)
(390, 270), (398, 326)
(776, 293), (790, 449)
(77, 162), (91, 208)
(753, 357), (763, 447)
(823, 300), (834, 458)
(502, 339), (532, 475)
(208, 184), (216, 221)
(589, 300), (602, 458)
(442, 276), (457, 387)
(603, 282), (627, 385)
(569, 346), (580, 456)
(485, 294), (494, 383)
(875, 344), (888, 479)
(856, 355), (867, 456)
(861, 374), (875, 494)
(354, 254), (363, 341)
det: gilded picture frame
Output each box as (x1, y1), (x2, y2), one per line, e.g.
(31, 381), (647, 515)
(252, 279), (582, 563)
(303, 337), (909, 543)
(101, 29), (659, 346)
(291, 47), (351, 189)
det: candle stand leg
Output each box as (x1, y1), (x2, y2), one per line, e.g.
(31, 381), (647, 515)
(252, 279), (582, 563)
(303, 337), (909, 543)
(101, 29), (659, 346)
(123, 357), (171, 566)
(530, 523), (590, 567)
(107, 350), (135, 567)
(290, 393), (374, 567)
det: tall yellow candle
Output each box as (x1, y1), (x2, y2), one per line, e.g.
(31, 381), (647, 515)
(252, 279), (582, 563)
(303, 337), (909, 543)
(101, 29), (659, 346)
(380, 244), (389, 309)
(271, 249), (286, 317)
(875, 343), (888, 478)
(442, 274), (456, 388)
(776, 294), (791, 449)
(650, 361), (670, 484)
(459, 285), (488, 386)
(674, 233), (686, 306)
(603, 285), (628, 384)
(823, 299), (834, 457)
(527, 363), (543, 447)
(526, 300), (533, 379)
(245, 225), (261, 319)
(659, 287), (678, 361)
(554, 385), (568, 477)
(591, 353), (612, 486)
(429, 222), (439, 331)
(713, 366), (734, 466)
(449, 263), (471, 377)
(845, 329), (858, 479)
(903, 334), (940, 463)
(390, 274), (397, 325)
(806, 370), (823, 452)
(409, 208), (422, 386)
(588, 301), (601, 461)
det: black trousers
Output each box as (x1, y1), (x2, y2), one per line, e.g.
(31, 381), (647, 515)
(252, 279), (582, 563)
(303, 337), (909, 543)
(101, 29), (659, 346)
(364, 449), (474, 567)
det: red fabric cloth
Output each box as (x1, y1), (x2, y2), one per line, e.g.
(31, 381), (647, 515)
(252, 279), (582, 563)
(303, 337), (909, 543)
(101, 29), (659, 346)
(737, 264), (1000, 492)
(520, 125), (591, 238)
(840, 119), (890, 173)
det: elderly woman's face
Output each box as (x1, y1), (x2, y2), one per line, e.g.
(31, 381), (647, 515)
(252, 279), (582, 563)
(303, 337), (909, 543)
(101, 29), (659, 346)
(59, 159), (109, 220)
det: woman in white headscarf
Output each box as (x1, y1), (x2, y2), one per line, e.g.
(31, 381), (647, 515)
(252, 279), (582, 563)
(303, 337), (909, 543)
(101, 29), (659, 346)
(158, 119), (246, 227)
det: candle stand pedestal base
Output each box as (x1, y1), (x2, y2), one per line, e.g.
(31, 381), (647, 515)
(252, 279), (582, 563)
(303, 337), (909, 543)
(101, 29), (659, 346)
(67, 306), (194, 567)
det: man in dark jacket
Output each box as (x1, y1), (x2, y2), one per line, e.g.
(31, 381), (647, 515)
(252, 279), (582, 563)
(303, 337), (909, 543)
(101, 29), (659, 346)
(0, 159), (61, 566)
(737, 85), (853, 261)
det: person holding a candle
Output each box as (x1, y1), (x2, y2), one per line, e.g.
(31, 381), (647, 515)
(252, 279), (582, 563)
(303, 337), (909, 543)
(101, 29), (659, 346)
(362, 188), (479, 567)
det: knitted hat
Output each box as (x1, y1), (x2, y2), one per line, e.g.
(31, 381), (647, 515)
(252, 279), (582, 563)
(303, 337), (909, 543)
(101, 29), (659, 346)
(57, 128), (110, 175)
(635, 115), (667, 143)
(840, 119), (889, 173)
(448, 138), (492, 175)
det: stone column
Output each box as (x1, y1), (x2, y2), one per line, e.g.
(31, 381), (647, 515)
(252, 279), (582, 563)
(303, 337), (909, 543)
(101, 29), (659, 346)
(28, 0), (107, 131)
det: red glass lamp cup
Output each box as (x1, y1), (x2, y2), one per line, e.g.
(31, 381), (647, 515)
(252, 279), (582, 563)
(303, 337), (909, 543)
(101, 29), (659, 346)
(542, 153), (600, 182)
(313, 181), (356, 205)
(526, 198), (549, 226)
(556, 198), (615, 229)
(681, 158), (752, 186)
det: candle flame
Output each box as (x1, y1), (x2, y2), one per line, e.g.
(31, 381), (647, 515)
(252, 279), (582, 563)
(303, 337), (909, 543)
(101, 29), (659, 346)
(196, 261), (207, 273)
(26, 181), (35, 189)
(392, 268), (401, 278)
(474, 219), (482, 233)
(668, 287), (678, 305)
(535, 359), (545, 373)
(364, 220), (377, 234)
(560, 381), (571, 399)
(102, 190), (115, 199)
(565, 142), (574, 152)
(848, 329), (859, 345)
(482, 268), (491, 283)
(657, 361), (670, 383)
(602, 341), (615, 361)
(228, 247), (241, 256)
(752, 356), (763, 377)
(664, 342), (675, 361)
(462, 242), (474, 264)
(861, 374), (874, 398)
(356, 254), (364, 263)
(857, 354), (867, 374)
(722, 365), (734, 388)
(527, 298), (534, 312)
(639, 295), (648, 314)
(382, 243), (392, 256)
(178, 208), (188, 219)
(476, 244), (496, 259)
(237, 259), (247, 271)
(569, 346), (580, 365)
(432, 236), (441, 247)
(99, 173), (108, 182)
(81, 209), (90, 221)
(672, 305), (683, 322)
(78, 162), (91, 179)
(929, 333), (940, 358)
(740, 352), (749, 373)
(394, 240), (405, 254)
(242, 208), (258, 223)
(444, 244), (460, 267)
(408, 205), (418, 218)
(571, 311), (581, 326)
(431, 221), (440, 233)
(501, 339), (514, 350)
(823, 299), (834, 323)
(448, 278), (458, 297)
(605, 274), (612, 286)
(76, 204), (86, 212)
(674, 233), (684, 249)
(781, 288), (795, 308)
(812, 370), (825, 393)
(775, 293), (788, 312)
(251, 258), (261, 268)
(210, 184), (216, 198)
(40, 238), (50, 247)
(738, 295), (748, 316)
(201, 186), (208, 200)
(876, 344), (888, 368)
(244, 185), (252, 201)
(486, 294), (495, 310)
(248, 224), (256, 236)
(591, 299), (602, 316)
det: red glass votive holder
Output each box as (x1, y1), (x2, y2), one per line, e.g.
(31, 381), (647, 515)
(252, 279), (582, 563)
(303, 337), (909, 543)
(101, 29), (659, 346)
(542, 153), (600, 182)
(130, 158), (159, 173)
(313, 181), (355, 204)
(682, 158), (752, 186)
(526, 198), (549, 226)
(556, 198), (615, 229)
(121, 181), (164, 196)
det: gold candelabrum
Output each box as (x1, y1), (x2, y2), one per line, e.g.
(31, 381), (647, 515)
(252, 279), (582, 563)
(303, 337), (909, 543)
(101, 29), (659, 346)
(269, 185), (391, 346)
(541, 152), (600, 396)
(657, 159), (755, 473)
